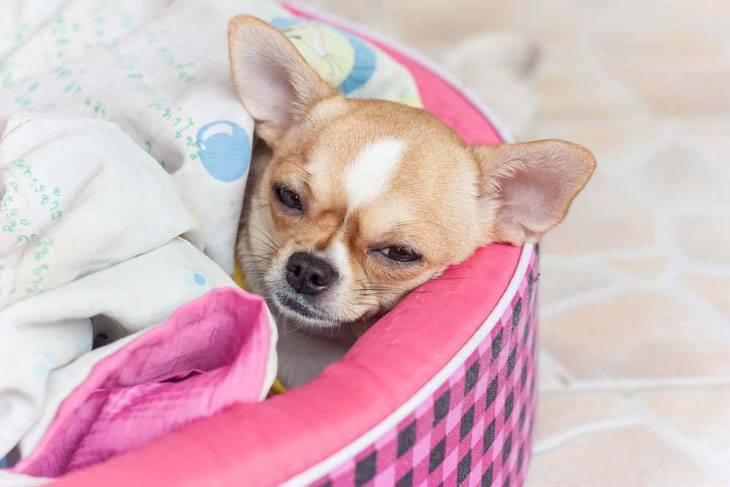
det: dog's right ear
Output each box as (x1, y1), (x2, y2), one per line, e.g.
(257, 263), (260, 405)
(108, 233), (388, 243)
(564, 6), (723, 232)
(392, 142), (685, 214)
(472, 140), (595, 245)
(228, 16), (337, 146)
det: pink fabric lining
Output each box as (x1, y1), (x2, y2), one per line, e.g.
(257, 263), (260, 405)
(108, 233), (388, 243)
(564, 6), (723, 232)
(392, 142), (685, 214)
(15, 287), (271, 478)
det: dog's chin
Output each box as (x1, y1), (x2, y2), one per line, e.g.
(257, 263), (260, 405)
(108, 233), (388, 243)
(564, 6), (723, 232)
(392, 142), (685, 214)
(270, 290), (340, 330)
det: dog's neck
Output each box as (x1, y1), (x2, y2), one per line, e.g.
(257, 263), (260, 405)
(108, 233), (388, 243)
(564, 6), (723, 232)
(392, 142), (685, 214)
(276, 326), (352, 386)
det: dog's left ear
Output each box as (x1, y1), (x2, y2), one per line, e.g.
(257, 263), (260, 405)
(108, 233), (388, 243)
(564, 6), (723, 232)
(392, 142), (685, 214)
(228, 15), (337, 145)
(473, 140), (596, 244)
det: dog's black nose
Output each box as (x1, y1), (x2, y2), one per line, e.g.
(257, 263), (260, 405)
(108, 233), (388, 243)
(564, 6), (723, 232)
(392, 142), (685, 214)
(285, 252), (338, 295)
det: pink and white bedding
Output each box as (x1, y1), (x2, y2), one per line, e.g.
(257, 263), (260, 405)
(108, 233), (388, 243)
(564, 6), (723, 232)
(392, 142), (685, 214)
(15, 288), (273, 478)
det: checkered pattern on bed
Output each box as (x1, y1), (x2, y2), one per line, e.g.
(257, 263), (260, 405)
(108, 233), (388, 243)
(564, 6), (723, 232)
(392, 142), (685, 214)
(312, 250), (539, 487)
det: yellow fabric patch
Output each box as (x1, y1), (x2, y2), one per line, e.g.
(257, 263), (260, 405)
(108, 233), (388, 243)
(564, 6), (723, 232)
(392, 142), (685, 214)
(232, 260), (248, 290)
(268, 378), (287, 396)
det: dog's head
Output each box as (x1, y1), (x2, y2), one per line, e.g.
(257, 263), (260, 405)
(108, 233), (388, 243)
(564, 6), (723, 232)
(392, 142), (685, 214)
(229, 16), (595, 331)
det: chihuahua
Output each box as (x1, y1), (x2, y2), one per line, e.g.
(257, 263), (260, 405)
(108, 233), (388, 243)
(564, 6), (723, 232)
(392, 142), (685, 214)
(229, 16), (595, 387)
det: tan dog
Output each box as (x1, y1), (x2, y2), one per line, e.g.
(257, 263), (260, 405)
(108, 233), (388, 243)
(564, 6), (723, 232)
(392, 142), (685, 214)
(229, 16), (595, 387)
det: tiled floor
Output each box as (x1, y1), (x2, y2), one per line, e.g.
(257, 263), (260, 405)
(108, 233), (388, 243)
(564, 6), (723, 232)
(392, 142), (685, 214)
(302, 1), (730, 484)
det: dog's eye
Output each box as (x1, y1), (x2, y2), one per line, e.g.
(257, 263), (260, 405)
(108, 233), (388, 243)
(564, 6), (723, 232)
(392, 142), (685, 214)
(376, 245), (422, 263)
(273, 184), (303, 211)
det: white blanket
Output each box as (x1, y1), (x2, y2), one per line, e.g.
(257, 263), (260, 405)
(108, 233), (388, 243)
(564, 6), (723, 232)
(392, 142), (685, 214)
(0, 0), (421, 474)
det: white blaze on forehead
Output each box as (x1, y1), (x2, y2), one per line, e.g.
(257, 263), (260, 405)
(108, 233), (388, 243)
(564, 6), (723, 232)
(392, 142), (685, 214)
(345, 138), (405, 210)
(327, 240), (351, 279)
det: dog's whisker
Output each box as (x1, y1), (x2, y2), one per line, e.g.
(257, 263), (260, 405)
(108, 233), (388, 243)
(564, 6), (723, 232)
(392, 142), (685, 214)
(250, 225), (280, 251)
(237, 253), (272, 262)
(250, 236), (278, 254)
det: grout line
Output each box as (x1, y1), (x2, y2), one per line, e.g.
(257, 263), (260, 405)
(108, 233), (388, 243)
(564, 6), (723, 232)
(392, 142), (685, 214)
(539, 376), (730, 394)
(502, 3), (730, 481)
(632, 396), (730, 477)
(669, 282), (730, 330)
(538, 348), (576, 385)
(532, 113), (730, 128)
(542, 255), (730, 280)
(531, 418), (640, 456)
(540, 248), (661, 263)
(539, 285), (623, 319)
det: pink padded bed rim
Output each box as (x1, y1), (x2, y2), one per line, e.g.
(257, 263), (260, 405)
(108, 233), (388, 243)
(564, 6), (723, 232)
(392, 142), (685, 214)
(52, 5), (523, 486)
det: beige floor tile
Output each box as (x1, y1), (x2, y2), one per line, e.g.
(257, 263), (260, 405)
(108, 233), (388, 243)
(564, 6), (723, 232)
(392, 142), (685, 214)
(682, 273), (730, 322)
(570, 0), (730, 35)
(610, 61), (730, 116)
(641, 142), (730, 207)
(606, 255), (670, 282)
(540, 170), (655, 254)
(519, 19), (594, 69)
(674, 212), (730, 266)
(534, 391), (634, 442)
(679, 120), (730, 181)
(527, 120), (662, 174)
(638, 387), (730, 458)
(594, 24), (725, 60)
(542, 290), (730, 380)
(539, 257), (616, 306)
(537, 349), (571, 390)
(526, 425), (724, 487)
(535, 64), (641, 120)
(505, 0), (630, 34)
(655, 0), (730, 32)
(527, 22), (585, 52)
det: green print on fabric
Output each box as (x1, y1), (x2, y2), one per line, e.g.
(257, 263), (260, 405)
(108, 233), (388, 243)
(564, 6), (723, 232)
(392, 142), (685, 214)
(0, 23), (29, 87)
(14, 82), (39, 109)
(106, 38), (201, 162)
(1, 160), (63, 245)
(27, 238), (54, 296)
(0, 59), (19, 89)
(106, 26), (203, 161)
(49, 17), (73, 64)
(49, 63), (108, 119)
(1, 22), (29, 47)
(5, 7), (215, 167)
(1, 160), (63, 298)
(145, 30), (197, 84)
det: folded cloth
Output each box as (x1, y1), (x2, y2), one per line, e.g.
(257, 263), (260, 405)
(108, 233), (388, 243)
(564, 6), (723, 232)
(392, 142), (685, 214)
(13, 287), (274, 478)
(0, 117), (264, 462)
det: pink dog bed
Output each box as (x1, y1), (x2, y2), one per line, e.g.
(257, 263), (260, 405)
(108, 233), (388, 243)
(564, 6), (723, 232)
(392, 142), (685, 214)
(34, 5), (539, 486)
